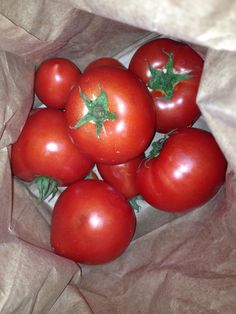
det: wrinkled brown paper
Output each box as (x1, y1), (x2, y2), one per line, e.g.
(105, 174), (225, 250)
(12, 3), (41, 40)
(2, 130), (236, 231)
(1, 0), (236, 313)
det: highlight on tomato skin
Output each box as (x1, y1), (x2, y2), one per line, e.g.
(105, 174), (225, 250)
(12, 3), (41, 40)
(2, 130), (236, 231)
(34, 57), (81, 109)
(128, 37), (204, 134)
(50, 180), (136, 265)
(136, 127), (227, 213)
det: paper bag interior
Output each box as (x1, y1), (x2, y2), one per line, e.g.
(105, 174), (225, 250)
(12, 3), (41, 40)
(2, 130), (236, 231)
(1, 1), (236, 313)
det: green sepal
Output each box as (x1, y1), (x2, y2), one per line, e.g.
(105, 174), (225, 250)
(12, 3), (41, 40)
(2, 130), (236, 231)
(71, 86), (117, 138)
(129, 195), (143, 213)
(147, 135), (168, 159)
(148, 49), (193, 100)
(32, 176), (58, 201)
(85, 171), (97, 180)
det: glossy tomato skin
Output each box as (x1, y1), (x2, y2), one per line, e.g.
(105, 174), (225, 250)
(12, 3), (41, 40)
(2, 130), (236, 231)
(50, 180), (136, 264)
(34, 58), (81, 109)
(66, 66), (156, 164)
(11, 108), (94, 186)
(84, 57), (125, 72)
(97, 153), (145, 199)
(129, 38), (204, 133)
(137, 128), (227, 212)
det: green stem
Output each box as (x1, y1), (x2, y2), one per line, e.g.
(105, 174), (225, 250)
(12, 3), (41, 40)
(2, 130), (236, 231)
(147, 135), (168, 159)
(71, 86), (117, 138)
(15, 176), (58, 202)
(147, 49), (193, 100)
(129, 195), (143, 213)
(31, 176), (58, 201)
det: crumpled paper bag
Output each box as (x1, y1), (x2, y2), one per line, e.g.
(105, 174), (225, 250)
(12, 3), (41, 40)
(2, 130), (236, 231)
(0, 1), (236, 313)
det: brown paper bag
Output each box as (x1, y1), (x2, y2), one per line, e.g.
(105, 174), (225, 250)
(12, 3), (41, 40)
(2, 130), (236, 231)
(1, 1), (236, 313)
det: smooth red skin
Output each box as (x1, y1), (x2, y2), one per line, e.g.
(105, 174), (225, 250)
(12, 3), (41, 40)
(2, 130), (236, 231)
(34, 57), (81, 109)
(66, 66), (156, 164)
(11, 108), (94, 186)
(50, 180), (136, 264)
(84, 57), (125, 72)
(129, 38), (203, 133)
(97, 153), (145, 199)
(137, 128), (227, 213)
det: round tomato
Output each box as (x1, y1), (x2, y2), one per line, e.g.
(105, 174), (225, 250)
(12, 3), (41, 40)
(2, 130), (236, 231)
(129, 38), (204, 133)
(50, 180), (136, 264)
(97, 153), (144, 199)
(84, 57), (125, 72)
(34, 57), (81, 109)
(137, 128), (227, 213)
(11, 108), (94, 199)
(65, 65), (156, 164)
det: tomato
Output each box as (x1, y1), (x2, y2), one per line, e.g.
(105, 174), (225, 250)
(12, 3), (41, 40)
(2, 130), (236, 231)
(65, 65), (156, 164)
(50, 180), (136, 264)
(97, 153), (144, 199)
(129, 38), (204, 133)
(137, 128), (227, 213)
(11, 108), (94, 199)
(84, 57), (125, 72)
(34, 57), (81, 109)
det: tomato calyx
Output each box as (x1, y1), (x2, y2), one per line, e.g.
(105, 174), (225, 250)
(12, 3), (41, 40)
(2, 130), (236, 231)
(32, 176), (58, 201)
(85, 171), (99, 180)
(128, 195), (143, 213)
(71, 86), (117, 137)
(147, 135), (168, 159)
(147, 49), (193, 100)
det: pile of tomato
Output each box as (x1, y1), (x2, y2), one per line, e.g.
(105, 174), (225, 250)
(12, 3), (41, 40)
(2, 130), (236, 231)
(11, 37), (227, 265)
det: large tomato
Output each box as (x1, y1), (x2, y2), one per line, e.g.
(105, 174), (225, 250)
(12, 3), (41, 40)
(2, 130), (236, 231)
(65, 65), (156, 164)
(50, 180), (136, 265)
(97, 153), (145, 199)
(34, 57), (81, 109)
(129, 38), (204, 133)
(137, 128), (227, 213)
(11, 108), (94, 199)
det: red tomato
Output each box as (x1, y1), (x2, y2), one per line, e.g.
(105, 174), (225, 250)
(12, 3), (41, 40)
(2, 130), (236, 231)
(34, 57), (81, 109)
(97, 153), (144, 199)
(50, 180), (136, 264)
(84, 57), (125, 72)
(129, 38), (204, 133)
(11, 108), (94, 187)
(137, 128), (227, 213)
(65, 66), (156, 164)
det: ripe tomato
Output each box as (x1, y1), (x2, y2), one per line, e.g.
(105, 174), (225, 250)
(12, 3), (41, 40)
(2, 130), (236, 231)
(34, 57), (81, 109)
(129, 38), (204, 133)
(65, 65), (156, 164)
(84, 57), (125, 72)
(50, 180), (136, 265)
(137, 128), (227, 213)
(11, 108), (94, 199)
(97, 153), (144, 199)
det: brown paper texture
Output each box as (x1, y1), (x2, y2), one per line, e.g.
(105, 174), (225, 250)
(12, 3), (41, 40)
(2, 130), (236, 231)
(59, 0), (236, 52)
(0, 1), (236, 313)
(78, 178), (236, 314)
(197, 48), (236, 173)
